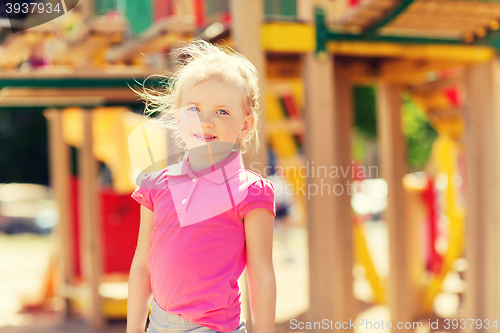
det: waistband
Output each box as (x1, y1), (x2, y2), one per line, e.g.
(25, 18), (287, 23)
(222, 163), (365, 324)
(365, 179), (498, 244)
(151, 298), (201, 329)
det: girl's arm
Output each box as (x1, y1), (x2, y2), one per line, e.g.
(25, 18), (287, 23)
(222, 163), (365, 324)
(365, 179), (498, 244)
(127, 205), (154, 333)
(244, 208), (277, 333)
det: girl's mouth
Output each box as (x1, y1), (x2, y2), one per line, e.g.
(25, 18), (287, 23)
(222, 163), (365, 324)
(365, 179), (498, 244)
(193, 134), (217, 142)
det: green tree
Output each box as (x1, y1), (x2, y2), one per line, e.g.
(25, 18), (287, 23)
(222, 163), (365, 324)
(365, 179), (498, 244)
(352, 86), (436, 172)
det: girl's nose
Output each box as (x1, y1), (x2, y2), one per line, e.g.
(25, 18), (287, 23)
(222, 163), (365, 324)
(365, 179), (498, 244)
(198, 111), (214, 127)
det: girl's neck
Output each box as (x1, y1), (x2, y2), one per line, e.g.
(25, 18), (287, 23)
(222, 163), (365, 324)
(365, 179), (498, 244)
(187, 148), (234, 172)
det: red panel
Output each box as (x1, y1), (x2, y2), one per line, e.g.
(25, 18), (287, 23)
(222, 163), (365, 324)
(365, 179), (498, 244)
(154, 0), (175, 22)
(70, 176), (140, 277)
(194, 0), (205, 28)
(349, 0), (362, 7)
(442, 87), (461, 108)
(421, 177), (442, 275)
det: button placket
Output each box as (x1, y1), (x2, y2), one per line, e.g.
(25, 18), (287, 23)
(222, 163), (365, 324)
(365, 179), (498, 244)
(169, 176), (192, 220)
(176, 177), (198, 225)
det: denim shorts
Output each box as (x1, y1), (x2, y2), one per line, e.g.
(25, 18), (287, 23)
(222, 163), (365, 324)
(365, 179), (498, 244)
(148, 299), (247, 333)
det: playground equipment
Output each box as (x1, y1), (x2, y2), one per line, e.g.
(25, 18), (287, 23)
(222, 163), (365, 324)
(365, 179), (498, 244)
(44, 107), (162, 319)
(3, 0), (500, 330)
(266, 72), (307, 215)
(353, 213), (386, 304)
(349, 86), (467, 315)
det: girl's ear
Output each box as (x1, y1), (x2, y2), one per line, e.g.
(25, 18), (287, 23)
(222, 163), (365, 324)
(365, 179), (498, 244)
(239, 114), (255, 139)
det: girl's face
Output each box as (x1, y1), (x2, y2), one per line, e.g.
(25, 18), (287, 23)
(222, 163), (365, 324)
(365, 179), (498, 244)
(175, 78), (254, 152)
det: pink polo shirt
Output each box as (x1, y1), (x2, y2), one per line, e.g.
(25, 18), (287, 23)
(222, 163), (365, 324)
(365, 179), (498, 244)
(131, 149), (276, 332)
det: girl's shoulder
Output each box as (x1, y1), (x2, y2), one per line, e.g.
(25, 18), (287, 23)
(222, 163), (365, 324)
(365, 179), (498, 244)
(237, 170), (276, 219)
(139, 167), (171, 189)
(244, 169), (275, 192)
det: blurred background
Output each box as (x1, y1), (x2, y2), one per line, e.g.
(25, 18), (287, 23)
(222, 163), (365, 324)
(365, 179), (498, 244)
(0, 0), (498, 332)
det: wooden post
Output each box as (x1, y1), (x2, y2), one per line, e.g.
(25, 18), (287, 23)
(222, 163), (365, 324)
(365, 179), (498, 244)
(229, 0), (269, 176)
(45, 108), (73, 317)
(463, 60), (500, 332)
(303, 52), (341, 325)
(229, 0), (269, 331)
(332, 60), (357, 325)
(78, 108), (104, 328)
(376, 84), (416, 329)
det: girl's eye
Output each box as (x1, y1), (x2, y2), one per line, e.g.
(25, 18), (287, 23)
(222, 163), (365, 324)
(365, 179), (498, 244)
(217, 109), (229, 115)
(187, 106), (199, 112)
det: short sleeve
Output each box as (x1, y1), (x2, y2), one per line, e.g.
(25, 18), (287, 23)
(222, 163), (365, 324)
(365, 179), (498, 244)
(131, 172), (157, 211)
(238, 178), (276, 220)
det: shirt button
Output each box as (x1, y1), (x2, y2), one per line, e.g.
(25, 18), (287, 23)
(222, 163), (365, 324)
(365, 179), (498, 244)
(192, 178), (197, 182)
(181, 198), (187, 204)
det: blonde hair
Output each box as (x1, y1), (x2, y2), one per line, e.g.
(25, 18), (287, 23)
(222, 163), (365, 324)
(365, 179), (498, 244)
(131, 39), (261, 156)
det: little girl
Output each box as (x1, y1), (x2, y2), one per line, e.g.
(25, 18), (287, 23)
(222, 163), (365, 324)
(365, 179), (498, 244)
(127, 39), (277, 333)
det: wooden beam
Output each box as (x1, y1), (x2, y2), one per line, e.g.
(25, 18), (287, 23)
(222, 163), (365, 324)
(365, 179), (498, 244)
(463, 59), (500, 332)
(45, 108), (74, 318)
(403, 174), (425, 315)
(380, 27), (462, 40)
(376, 84), (419, 327)
(327, 41), (495, 62)
(338, 58), (466, 85)
(78, 109), (105, 328)
(0, 69), (164, 80)
(303, 52), (339, 323)
(230, 0), (269, 330)
(333, 62), (357, 325)
(379, 59), (465, 84)
(0, 87), (139, 103)
(0, 85), (154, 108)
(0, 96), (105, 107)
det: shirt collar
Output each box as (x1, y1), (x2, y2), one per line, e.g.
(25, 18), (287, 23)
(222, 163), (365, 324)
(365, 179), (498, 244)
(165, 149), (244, 184)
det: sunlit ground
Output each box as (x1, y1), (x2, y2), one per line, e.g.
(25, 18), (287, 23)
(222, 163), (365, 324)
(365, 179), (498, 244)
(0, 221), (464, 333)
(0, 233), (55, 328)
